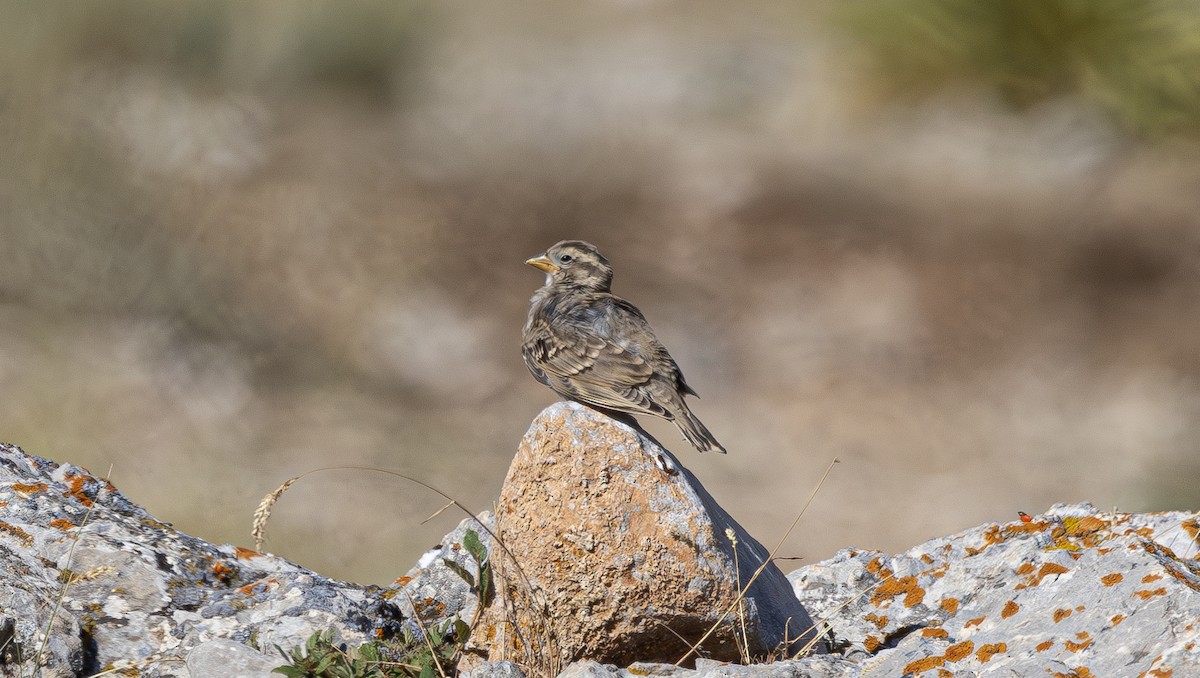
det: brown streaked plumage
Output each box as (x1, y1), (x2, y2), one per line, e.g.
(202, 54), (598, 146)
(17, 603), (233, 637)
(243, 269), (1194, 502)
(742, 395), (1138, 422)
(522, 240), (725, 453)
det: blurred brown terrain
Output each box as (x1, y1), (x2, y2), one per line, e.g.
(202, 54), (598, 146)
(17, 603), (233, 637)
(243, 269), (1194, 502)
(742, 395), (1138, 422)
(2, 1), (1199, 585)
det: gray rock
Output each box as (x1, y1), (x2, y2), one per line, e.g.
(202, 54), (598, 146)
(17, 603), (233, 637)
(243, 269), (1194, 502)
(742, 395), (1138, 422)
(613, 656), (852, 678)
(790, 502), (1200, 676)
(395, 511), (495, 634)
(0, 442), (480, 676)
(620, 662), (691, 677)
(693, 657), (847, 678)
(464, 660), (529, 678)
(558, 660), (621, 678)
(186, 638), (279, 677)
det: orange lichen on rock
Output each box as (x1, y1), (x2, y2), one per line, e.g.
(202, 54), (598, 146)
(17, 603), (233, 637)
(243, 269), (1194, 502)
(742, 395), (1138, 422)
(1110, 614), (1126, 626)
(0, 521), (33, 547)
(62, 474), (94, 506)
(1053, 608), (1073, 622)
(210, 561), (236, 584)
(49, 518), (76, 530)
(1018, 561), (1071, 590)
(1006, 519), (1053, 535)
(234, 546), (262, 560)
(1036, 640), (1054, 652)
(982, 525), (1005, 545)
(237, 577), (279, 596)
(1066, 632), (1092, 652)
(864, 613), (888, 629)
(923, 562), (949, 579)
(976, 642), (1007, 662)
(414, 597), (447, 617)
(940, 597), (959, 613)
(1142, 573), (1163, 583)
(1134, 587), (1167, 600)
(903, 656), (945, 674)
(871, 574), (925, 607)
(866, 556), (887, 576)
(863, 635), (882, 653)
(11, 482), (48, 495)
(1033, 562), (1070, 585)
(1183, 518), (1200, 546)
(1136, 657), (1172, 678)
(1064, 515), (1108, 537)
(922, 627), (949, 638)
(943, 640), (975, 662)
(1101, 573), (1123, 586)
(1001, 600), (1019, 618)
(964, 616), (986, 628)
(899, 641), (975, 675)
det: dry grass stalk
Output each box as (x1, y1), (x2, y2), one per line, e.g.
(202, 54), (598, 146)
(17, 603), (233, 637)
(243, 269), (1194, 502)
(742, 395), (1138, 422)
(248, 465), (561, 676)
(402, 590), (448, 678)
(791, 570), (899, 659)
(28, 466), (109, 677)
(675, 457), (840, 667)
(726, 527), (751, 664)
(252, 475), (300, 552)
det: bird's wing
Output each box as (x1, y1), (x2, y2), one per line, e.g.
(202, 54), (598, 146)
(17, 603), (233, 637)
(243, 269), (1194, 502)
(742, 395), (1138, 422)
(524, 319), (654, 388)
(523, 297), (679, 417)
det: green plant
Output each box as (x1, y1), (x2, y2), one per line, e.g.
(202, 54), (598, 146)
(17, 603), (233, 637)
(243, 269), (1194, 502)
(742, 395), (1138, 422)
(440, 529), (494, 614)
(273, 529), (490, 678)
(252, 468), (556, 675)
(273, 622), (469, 678)
(839, 0), (1200, 138)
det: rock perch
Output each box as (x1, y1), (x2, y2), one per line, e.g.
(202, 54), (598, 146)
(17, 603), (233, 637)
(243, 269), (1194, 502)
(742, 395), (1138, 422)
(466, 402), (823, 671)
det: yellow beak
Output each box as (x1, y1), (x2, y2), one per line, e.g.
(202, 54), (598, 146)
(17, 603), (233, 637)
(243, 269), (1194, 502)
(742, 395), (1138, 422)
(525, 255), (559, 273)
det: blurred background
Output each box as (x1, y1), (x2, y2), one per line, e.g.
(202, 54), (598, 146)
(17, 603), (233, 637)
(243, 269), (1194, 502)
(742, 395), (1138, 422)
(3, 1), (1199, 585)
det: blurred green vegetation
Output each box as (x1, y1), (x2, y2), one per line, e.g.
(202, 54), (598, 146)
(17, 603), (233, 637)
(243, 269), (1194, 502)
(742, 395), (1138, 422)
(841, 0), (1200, 138)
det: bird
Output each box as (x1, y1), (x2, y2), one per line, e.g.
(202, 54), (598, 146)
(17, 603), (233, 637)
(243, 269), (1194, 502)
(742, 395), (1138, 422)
(521, 240), (726, 453)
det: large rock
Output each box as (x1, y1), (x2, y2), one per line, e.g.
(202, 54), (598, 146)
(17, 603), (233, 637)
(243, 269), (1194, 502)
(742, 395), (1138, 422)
(790, 502), (1200, 676)
(467, 402), (822, 672)
(0, 443), (481, 677)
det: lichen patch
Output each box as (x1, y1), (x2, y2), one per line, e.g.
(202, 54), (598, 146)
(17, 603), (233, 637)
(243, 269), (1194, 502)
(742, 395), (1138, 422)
(0, 521), (33, 547)
(976, 642), (1006, 663)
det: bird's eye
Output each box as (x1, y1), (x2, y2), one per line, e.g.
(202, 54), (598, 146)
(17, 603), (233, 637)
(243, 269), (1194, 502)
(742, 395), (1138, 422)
(558, 254), (573, 263)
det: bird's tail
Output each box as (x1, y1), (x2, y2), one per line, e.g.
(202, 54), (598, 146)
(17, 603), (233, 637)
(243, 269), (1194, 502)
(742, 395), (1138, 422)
(675, 405), (726, 454)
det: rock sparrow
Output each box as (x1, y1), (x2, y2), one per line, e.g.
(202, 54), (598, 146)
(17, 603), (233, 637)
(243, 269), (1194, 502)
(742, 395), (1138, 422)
(522, 240), (725, 453)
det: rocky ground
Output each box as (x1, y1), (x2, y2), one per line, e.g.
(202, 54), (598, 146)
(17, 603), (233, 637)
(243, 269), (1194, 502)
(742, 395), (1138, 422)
(1, 406), (1197, 676)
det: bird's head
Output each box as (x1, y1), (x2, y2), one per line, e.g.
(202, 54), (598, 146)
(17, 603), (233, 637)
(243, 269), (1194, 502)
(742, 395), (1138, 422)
(526, 240), (613, 291)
